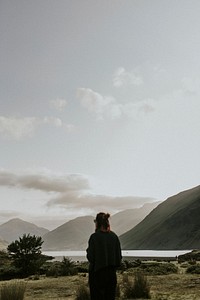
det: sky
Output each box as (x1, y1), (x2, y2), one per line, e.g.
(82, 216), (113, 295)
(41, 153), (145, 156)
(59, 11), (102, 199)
(0, 0), (200, 229)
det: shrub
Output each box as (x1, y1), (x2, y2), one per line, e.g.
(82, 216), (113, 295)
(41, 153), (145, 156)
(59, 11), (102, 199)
(123, 259), (142, 269)
(46, 257), (78, 277)
(0, 265), (21, 280)
(60, 256), (78, 276)
(76, 261), (89, 273)
(46, 262), (62, 277)
(123, 271), (151, 299)
(75, 284), (90, 300)
(140, 261), (178, 275)
(186, 264), (200, 274)
(7, 234), (44, 276)
(0, 280), (26, 300)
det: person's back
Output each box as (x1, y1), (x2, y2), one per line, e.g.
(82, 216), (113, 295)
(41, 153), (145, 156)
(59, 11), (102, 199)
(86, 212), (122, 300)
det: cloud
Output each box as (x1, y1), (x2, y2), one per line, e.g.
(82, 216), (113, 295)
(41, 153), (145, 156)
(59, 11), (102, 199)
(0, 170), (90, 193)
(50, 98), (67, 111)
(0, 169), (155, 216)
(77, 88), (155, 120)
(113, 67), (143, 88)
(0, 116), (39, 140)
(77, 87), (121, 120)
(47, 192), (155, 214)
(0, 116), (74, 140)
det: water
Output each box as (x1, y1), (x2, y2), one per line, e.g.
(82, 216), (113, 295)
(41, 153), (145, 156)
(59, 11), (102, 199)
(43, 250), (191, 261)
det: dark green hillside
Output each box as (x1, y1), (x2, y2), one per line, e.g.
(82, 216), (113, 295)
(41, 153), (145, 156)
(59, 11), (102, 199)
(120, 185), (200, 250)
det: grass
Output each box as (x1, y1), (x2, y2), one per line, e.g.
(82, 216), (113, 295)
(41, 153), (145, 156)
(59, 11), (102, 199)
(0, 262), (200, 299)
(75, 284), (90, 300)
(122, 271), (151, 299)
(0, 280), (27, 300)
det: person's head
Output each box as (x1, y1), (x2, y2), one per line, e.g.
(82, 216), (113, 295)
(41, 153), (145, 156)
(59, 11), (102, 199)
(94, 212), (110, 231)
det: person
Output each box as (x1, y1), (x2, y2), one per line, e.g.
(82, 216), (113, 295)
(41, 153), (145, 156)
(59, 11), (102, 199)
(86, 212), (122, 300)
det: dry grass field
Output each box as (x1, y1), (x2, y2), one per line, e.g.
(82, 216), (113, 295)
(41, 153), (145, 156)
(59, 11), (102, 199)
(0, 262), (200, 299)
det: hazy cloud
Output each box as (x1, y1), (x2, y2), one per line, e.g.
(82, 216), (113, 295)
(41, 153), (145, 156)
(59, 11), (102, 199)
(0, 116), (73, 140)
(47, 192), (155, 213)
(113, 67), (143, 88)
(0, 169), (155, 217)
(0, 170), (90, 193)
(50, 98), (67, 111)
(0, 210), (19, 220)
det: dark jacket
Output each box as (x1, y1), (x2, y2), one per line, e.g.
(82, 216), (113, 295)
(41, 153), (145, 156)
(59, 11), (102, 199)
(86, 230), (122, 273)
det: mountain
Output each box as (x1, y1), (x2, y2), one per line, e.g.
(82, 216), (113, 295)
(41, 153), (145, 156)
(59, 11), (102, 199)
(42, 202), (160, 251)
(120, 185), (200, 250)
(42, 216), (94, 250)
(0, 238), (8, 250)
(0, 218), (49, 243)
(110, 202), (160, 236)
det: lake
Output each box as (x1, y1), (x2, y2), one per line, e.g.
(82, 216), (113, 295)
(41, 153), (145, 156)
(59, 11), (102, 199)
(43, 250), (191, 261)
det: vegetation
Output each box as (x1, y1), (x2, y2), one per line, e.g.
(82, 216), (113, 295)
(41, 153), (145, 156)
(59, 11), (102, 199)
(120, 260), (178, 275)
(6, 234), (53, 278)
(178, 249), (200, 263)
(0, 258), (200, 299)
(122, 271), (151, 299)
(186, 263), (200, 274)
(7, 234), (44, 276)
(46, 257), (78, 277)
(0, 280), (26, 300)
(75, 284), (90, 300)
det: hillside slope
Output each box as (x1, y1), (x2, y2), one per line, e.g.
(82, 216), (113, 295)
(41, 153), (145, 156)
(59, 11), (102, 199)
(0, 218), (49, 243)
(0, 238), (8, 250)
(120, 185), (200, 250)
(111, 202), (160, 236)
(42, 216), (94, 250)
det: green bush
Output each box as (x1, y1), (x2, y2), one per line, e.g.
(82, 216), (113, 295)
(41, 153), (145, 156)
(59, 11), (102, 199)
(139, 262), (178, 275)
(76, 261), (89, 273)
(123, 271), (151, 299)
(0, 265), (21, 280)
(60, 256), (78, 276)
(46, 261), (62, 277)
(7, 234), (44, 276)
(46, 257), (78, 277)
(186, 264), (200, 274)
(0, 280), (26, 300)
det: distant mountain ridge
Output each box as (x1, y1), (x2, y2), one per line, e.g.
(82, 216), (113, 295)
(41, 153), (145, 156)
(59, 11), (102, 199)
(42, 216), (94, 250)
(120, 185), (200, 250)
(0, 238), (8, 250)
(42, 202), (160, 250)
(110, 202), (160, 236)
(0, 202), (159, 251)
(0, 218), (49, 244)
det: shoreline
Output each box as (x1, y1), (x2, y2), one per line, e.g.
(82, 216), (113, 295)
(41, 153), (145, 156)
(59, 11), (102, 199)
(49, 254), (178, 262)
(43, 249), (189, 262)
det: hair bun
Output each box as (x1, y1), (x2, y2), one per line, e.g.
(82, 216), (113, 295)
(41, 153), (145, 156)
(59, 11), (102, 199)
(105, 213), (110, 219)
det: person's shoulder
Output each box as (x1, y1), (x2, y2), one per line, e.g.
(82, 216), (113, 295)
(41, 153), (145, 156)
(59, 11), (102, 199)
(89, 232), (96, 238)
(109, 230), (119, 238)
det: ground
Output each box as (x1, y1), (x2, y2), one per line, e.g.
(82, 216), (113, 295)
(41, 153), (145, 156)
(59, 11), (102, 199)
(1, 262), (200, 299)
